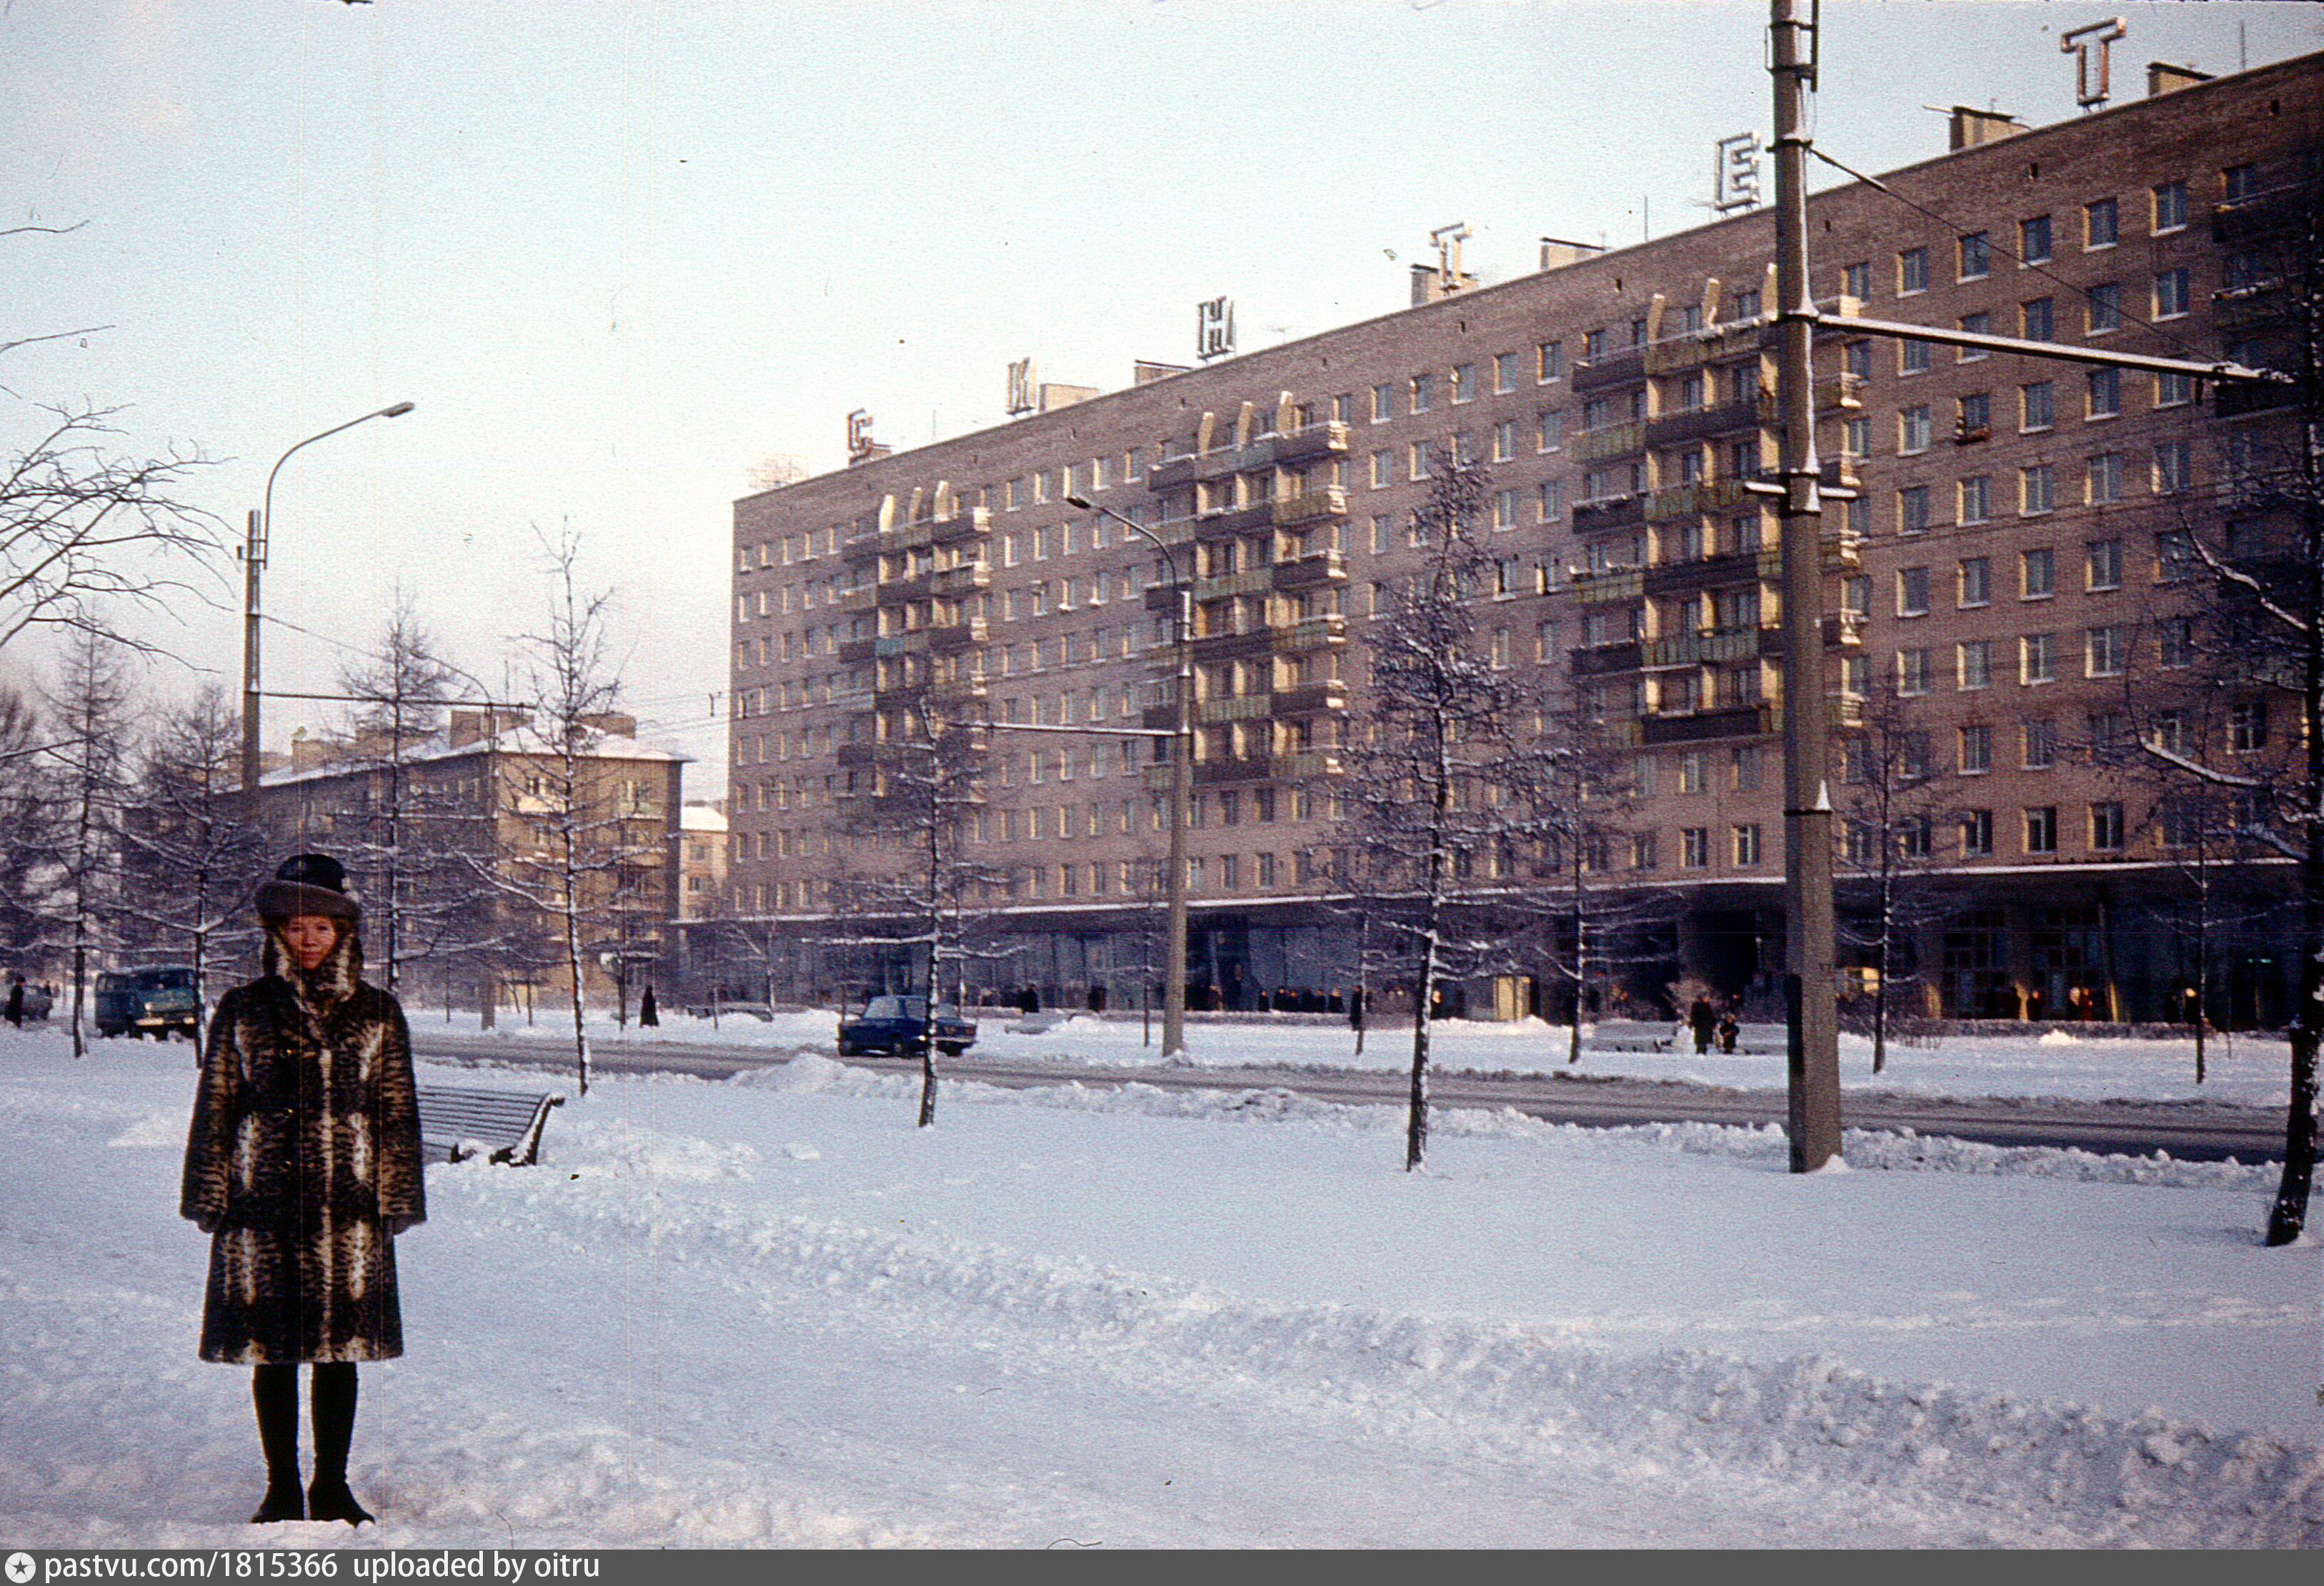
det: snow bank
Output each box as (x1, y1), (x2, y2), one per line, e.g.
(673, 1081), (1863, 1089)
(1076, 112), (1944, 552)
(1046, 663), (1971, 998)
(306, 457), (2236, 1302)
(446, 1119), (2323, 1549)
(723, 1059), (2280, 1191)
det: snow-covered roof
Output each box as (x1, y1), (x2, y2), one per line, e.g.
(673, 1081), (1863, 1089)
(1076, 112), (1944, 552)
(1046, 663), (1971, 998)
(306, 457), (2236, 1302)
(681, 802), (729, 834)
(259, 723), (689, 790)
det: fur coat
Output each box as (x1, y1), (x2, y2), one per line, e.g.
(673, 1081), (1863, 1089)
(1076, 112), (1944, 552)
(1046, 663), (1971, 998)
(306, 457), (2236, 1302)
(180, 923), (425, 1365)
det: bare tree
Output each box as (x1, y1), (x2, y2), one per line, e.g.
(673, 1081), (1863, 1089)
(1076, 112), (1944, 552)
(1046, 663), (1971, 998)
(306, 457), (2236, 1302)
(114, 687), (266, 1042)
(331, 599), (467, 994)
(1835, 674), (1953, 1074)
(1529, 679), (1662, 1067)
(2138, 161), (2323, 1245)
(41, 631), (135, 1056)
(1332, 452), (1574, 1169)
(472, 529), (649, 1097)
(1, 402), (221, 656)
(834, 693), (998, 1128)
(0, 677), (67, 976)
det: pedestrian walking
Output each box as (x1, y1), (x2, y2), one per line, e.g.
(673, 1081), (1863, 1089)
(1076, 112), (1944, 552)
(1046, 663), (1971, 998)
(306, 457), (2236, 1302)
(1688, 995), (1717, 1057)
(638, 982), (659, 1027)
(180, 854), (425, 1527)
(1717, 1007), (1740, 1054)
(4, 972), (23, 1028)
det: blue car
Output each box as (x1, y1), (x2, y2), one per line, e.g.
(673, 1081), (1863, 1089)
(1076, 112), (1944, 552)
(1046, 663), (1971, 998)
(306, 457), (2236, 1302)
(837, 994), (976, 1057)
(94, 966), (201, 1039)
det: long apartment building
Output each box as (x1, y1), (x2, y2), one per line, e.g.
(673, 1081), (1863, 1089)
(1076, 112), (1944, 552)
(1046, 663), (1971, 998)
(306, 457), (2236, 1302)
(727, 51), (2320, 1022)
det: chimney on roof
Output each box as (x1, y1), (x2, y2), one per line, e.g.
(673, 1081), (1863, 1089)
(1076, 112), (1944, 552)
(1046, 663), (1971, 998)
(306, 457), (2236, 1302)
(289, 728), (341, 772)
(1540, 236), (1605, 271)
(448, 707), (524, 749)
(2146, 61), (2211, 97)
(1133, 360), (1190, 386)
(1037, 384), (1098, 412)
(579, 712), (637, 740)
(1410, 263), (1477, 306)
(1948, 106), (2025, 150)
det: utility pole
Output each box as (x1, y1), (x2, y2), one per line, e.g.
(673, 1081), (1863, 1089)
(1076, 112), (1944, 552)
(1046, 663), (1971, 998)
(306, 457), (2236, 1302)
(241, 506), (266, 814)
(1770, 0), (1843, 1172)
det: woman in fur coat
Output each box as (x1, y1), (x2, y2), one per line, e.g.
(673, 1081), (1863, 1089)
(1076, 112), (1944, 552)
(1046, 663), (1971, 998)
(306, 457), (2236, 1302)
(181, 853), (425, 1526)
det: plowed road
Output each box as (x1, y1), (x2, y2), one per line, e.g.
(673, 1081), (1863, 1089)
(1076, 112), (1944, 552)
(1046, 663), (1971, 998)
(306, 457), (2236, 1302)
(409, 1030), (2285, 1164)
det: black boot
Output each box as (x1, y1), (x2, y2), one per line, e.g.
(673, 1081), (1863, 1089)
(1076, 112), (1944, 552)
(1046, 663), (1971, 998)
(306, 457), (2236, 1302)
(250, 1365), (304, 1523)
(306, 1363), (374, 1526)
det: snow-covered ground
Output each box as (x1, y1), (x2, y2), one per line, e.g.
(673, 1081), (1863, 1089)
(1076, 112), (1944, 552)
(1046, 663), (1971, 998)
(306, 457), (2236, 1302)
(1, 1024), (2315, 1548)
(418, 1004), (2295, 1109)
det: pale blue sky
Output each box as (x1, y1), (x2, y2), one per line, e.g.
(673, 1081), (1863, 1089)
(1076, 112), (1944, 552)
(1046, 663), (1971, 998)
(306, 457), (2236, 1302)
(4, 0), (2318, 787)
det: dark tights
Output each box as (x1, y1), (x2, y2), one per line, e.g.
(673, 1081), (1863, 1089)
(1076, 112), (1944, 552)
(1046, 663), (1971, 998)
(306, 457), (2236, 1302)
(251, 1363), (360, 1511)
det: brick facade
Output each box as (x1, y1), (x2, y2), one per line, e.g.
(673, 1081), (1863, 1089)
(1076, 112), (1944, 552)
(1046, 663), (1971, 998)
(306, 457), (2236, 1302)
(722, 53), (2320, 1022)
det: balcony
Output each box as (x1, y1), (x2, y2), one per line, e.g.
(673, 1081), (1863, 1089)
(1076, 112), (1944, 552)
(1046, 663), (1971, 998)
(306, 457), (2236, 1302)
(839, 585), (879, 616)
(927, 617), (989, 653)
(1640, 625), (1776, 669)
(1815, 373), (1865, 412)
(929, 562), (990, 597)
(1572, 345), (1646, 392)
(2216, 375), (2293, 418)
(1638, 704), (1774, 745)
(1272, 486), (1350, 527)
(1272, 679), (1349, 716)
(1196, 694), (1277, 727)
(1646, 478), (1753, 522)
(1643, 549), (1762, 599)
(1570, 566), (1644, 604)
(837, 637), (877, 666)
(1645, 396), (1769, 451)
(927, 674), (989, 705)
(930, 505), (992, 546)
(2213, 184), (2313, 244)
(1190, 499), (1280, 538)
(1575, 421), (1645, 463)
(1571, 494), (1646, 534)
(1276, 614), (1347, 652)
(1272, 548), (1347, 592)
(1190, 565), (1275, 604)
(1644, 317), (1769, 374)
(1182, 749), (1345, 788)
(1186, 612), (1347, 664)
(1273, 421), (1352, 466)
(1570, 639), (1642, 677)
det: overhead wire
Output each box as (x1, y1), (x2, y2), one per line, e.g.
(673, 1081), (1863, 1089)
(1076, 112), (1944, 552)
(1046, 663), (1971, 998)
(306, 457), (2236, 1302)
(1806, 142), (2218, 364)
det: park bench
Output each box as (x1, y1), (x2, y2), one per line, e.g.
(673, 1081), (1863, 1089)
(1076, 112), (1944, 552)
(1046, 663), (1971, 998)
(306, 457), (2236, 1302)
(415, 1083), (564, 1166)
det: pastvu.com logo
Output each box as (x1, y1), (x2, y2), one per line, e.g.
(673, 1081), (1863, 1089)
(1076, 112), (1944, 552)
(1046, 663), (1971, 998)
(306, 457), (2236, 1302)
(6, 1551), (36, 1584)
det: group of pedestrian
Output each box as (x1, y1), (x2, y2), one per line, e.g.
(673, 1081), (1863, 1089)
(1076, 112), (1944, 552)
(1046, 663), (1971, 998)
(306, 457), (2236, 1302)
(1686, 995), (1742, 1056)
(5, 972), (54, 1027)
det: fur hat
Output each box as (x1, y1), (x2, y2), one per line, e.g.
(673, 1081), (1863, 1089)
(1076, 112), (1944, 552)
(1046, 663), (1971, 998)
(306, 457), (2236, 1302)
(254, 853), (361, 922)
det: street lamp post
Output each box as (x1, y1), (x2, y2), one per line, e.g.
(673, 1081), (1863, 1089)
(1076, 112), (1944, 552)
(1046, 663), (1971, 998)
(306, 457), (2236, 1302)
(1067, 493), (1192, 1057)
(242, 402), (416, 807)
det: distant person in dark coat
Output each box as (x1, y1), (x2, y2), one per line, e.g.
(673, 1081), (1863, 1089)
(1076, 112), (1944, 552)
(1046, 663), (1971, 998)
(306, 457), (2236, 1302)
(1688, 997), (1718, 1056)
(639, 983), (659, 1027)
(1349, 987), (1367, 1032)
(1717, 1009), (1740, 1054)
(4, 974), (22, 1028)
(181, 854), (424, 1527)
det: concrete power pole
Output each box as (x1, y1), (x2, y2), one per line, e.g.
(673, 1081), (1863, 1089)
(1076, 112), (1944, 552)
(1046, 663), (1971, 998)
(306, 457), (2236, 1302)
(1770, 0), (1844, 1171)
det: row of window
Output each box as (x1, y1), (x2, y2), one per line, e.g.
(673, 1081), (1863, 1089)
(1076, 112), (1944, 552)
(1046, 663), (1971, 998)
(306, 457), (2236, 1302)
(1852, 176), (2210, 304)
(1865, 532), (2199, 620)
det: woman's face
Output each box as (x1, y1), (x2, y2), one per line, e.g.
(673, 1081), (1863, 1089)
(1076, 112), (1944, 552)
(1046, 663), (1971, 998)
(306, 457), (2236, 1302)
(282, 914), (340, 972)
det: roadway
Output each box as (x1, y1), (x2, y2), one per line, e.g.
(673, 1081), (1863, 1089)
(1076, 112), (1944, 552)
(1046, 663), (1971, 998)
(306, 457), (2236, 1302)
(406, 1029), (2285, 1164)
